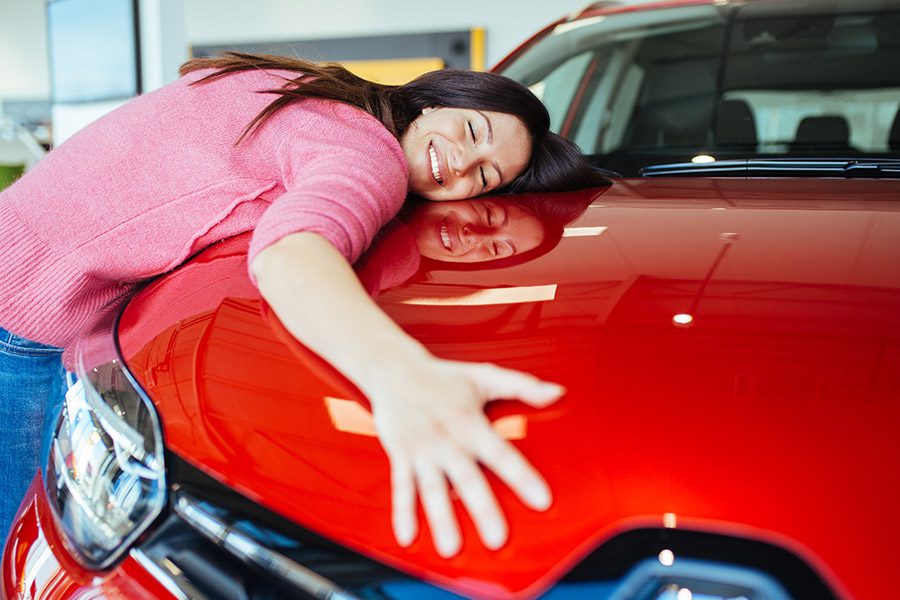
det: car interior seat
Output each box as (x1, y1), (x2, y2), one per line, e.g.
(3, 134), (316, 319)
(790, 115), (853, 152)
(623, 59), (717, 149)
(714, 99), (758, 150)
(889, 109), (900, 151)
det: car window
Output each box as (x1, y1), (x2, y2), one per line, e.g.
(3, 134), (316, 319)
(725, 11), (900, 154)
(499, 1), (900, 176)
(527, 50), (596, 133)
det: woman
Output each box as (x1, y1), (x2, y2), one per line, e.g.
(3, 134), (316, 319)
(0, 53), (606, 555)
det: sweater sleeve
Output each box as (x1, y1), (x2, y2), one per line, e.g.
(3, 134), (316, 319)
(247, 101), (409, 275)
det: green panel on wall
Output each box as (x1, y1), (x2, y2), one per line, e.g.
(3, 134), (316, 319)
(0, 164), (24, 190)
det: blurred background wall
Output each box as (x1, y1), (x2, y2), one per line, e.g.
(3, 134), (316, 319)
(0, 0), (599, 161)
(1, 0), (594, 106)
(185, 0), (589, 69)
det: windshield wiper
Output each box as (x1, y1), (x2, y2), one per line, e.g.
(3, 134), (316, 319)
(640, 158), (900, 178)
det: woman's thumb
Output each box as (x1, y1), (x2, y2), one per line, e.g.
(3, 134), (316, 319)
(471, 363), (565, 407)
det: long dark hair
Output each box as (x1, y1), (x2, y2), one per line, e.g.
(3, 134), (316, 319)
(180, 52), (608, 194)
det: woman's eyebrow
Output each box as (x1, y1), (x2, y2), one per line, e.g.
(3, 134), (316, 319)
(474, 110), (504, 183)
(475, 110), (494, 143)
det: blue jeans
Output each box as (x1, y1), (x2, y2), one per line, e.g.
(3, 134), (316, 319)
(0, 327), (66, 551)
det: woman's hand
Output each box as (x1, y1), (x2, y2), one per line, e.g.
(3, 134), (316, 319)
(253, 232), (560, 557)
(370, 357), (563, 557)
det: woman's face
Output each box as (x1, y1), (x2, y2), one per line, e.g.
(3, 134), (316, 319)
(408, 198), (545, 262)
(401, 107), (532, 201)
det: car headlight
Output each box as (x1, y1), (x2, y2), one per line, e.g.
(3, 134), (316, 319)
(44, 350), (166, 569)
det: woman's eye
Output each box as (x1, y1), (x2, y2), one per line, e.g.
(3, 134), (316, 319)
(480, 166), (488, 190)
(485, 205), (494, 226)
(468, 121), (477, 142)
(491, 242), (499, 256)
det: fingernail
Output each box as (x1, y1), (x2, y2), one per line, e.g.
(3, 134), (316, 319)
(395, 519), (414, 546)
(526, 484), (552, 510)
(540, 383), (564, 397)
(436, 528), (461, 558)
(484, 521), (508, 550)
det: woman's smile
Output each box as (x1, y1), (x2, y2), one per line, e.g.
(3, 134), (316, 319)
(429, 142), (444, 186)
(440, 217), (453, 250)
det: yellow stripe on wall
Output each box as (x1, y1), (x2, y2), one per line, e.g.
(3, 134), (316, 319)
(341, 57), (445, 85)
(470, 27), (486, 71)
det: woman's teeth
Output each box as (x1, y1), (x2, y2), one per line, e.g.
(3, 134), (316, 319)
(429, 143), (443, 185)
(440, 220), (452, 250)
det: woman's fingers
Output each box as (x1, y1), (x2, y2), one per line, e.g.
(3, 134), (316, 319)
(415, 461), (461, 557)
(390, 453), (417, 547)
(441, 453), (508, 550)
(380, 358), (561, 556)
(389, 424), (549, 555)
(467, 362), (565, 408)
(466, 415), (553, 511)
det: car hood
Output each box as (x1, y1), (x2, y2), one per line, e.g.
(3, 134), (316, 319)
(117, 178), (900, 599)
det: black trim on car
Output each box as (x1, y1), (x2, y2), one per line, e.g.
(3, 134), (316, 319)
(641, 157), (900, 178)
(132, 453), (841, 600)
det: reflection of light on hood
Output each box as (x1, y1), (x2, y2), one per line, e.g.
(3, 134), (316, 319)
(664, 512), (677, 528)
(672, 313), (694, 327)
(563, 226), (607, 238)
(325, 397), (526, 439)
(401, 284), (557, 306)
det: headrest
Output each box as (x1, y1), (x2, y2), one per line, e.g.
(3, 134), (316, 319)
(794, 116), (850, 146)
(889, 110), (900, 151)
(716, 100), (757, 148)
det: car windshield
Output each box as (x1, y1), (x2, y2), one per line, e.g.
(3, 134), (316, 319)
(498, 0), (900, 176)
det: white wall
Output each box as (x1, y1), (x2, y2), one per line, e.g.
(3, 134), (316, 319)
(184, 0), (589, 67)
(0, 0), (50, 100)
(0, 0), (591, 105)
(140, 0), (188, 91)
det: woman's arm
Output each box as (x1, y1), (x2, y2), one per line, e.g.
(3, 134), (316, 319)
(251, 231), (562, 557)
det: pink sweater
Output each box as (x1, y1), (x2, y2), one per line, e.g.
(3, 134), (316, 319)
(0, 69), (409, 349)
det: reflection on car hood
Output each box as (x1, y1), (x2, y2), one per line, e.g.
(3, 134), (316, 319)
(117, 179), (900, 599)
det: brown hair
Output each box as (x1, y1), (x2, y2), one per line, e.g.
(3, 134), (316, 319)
(180, 52), (609, 193)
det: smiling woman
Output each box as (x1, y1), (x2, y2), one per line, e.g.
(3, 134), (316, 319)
(402, 108), (533, 200)
(0, 51), (607, 559)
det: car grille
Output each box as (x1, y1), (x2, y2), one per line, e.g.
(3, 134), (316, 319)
(131, 453), (440, 600)
(131, 453), (838, 600)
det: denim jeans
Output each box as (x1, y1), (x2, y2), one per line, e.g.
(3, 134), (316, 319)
(0, 327), (66, 551)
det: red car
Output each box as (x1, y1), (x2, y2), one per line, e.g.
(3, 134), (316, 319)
(4, 0), (900, 598)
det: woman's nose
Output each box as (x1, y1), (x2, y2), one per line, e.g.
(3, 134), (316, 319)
(450, 147), (477, 176)
(460, 223), (494, 246)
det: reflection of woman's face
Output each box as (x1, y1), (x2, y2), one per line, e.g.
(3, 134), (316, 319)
(407, 199), (545, 263)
